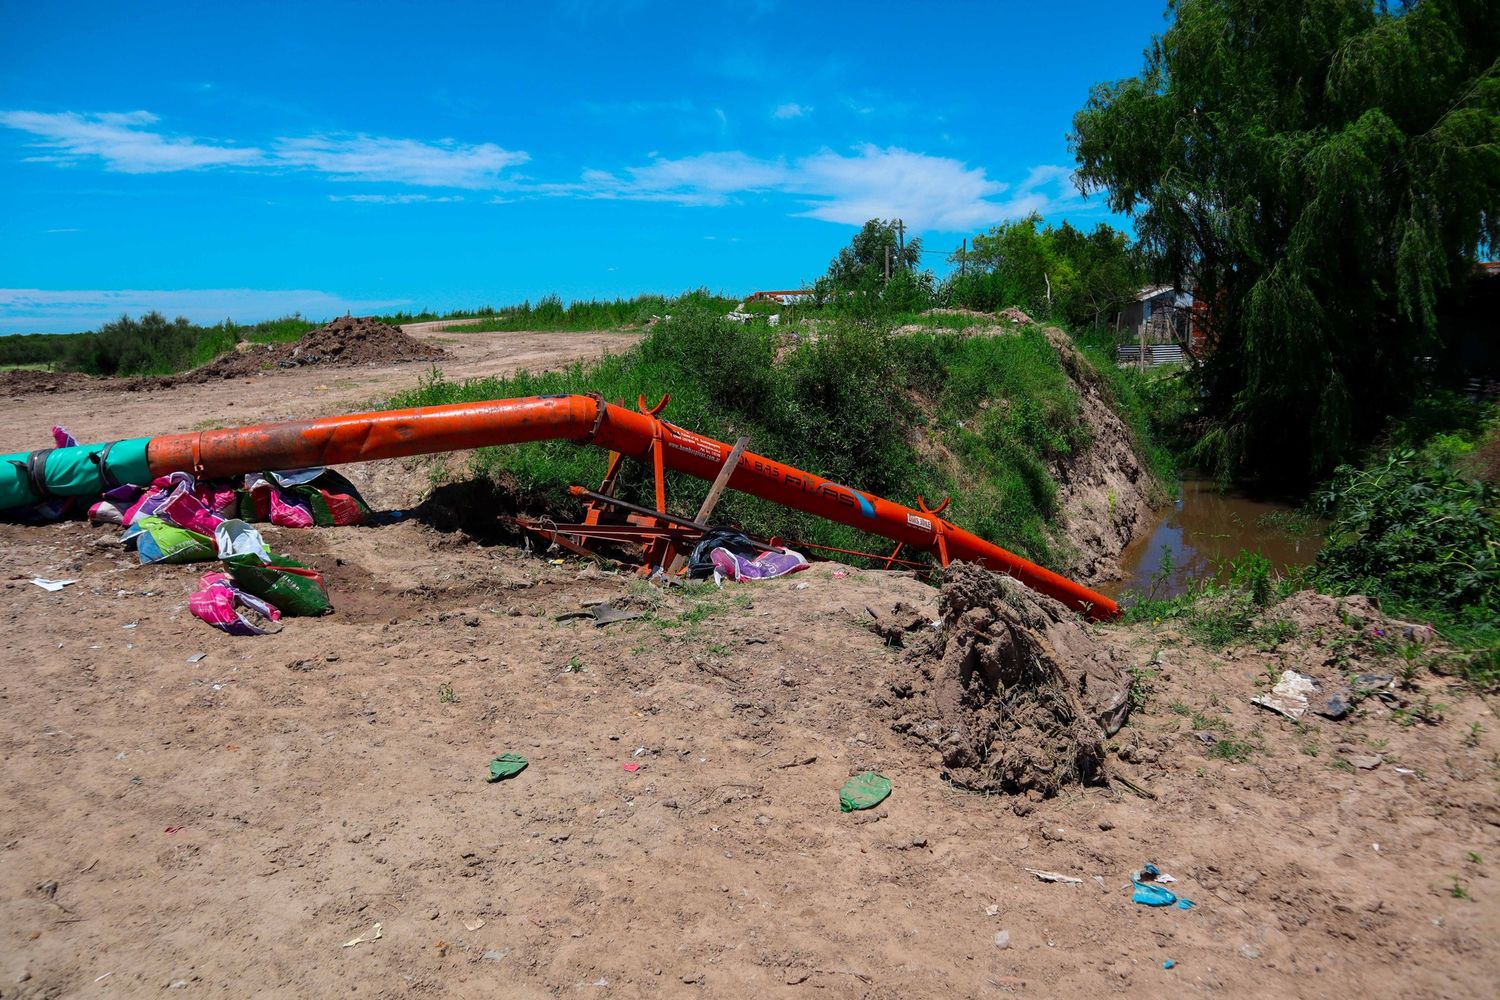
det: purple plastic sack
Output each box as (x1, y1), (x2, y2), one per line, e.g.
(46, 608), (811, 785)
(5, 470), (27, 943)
(709, 546), (809, 582)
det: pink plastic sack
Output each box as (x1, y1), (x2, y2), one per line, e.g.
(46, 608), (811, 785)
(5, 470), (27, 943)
(189, 572), (283, 636)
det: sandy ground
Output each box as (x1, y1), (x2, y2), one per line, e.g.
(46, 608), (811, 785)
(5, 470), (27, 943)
(1, 330), (1498, 998)
(0, 321), (640, 446)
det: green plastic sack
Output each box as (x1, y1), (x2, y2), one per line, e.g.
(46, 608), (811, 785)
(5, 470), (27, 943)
(839, 771), (892, 812)
(225, 552), (331, 616)
(487, 754), (529, 782)
(134, 515), (216, 564)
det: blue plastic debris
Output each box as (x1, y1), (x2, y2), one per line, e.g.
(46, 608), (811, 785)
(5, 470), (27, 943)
(1131, 862), (1196, 909)
(1132, 880), (1177, 906)
(1163, 960), (1176, 970)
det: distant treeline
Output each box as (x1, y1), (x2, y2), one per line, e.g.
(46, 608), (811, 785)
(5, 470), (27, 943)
(0, 313), (319, 377)
(447, 291), (738, 333)
(0, 291), (740, 377)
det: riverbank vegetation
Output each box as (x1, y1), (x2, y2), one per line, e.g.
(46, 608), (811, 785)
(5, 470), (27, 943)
(1071, 0), (1500, 485)
(393, 298), (1159, 570)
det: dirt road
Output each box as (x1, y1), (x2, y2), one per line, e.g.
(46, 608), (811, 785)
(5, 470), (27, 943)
(1, 329), (1497, 998)
(0, 322), (640, 451)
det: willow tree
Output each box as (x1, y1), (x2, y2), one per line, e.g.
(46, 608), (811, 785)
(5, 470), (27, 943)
(1072, 0), (1500, 481)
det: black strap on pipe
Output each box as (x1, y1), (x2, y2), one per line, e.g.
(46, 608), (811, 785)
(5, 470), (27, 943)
(89, 441), (120, 490)
(9, 449), (56, 501)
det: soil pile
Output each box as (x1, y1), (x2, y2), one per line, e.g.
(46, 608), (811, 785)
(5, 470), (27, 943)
(886, 562), (1132, 797)
(0, 369), (99, 395)
(284, 315), (445, 367)
(130, 316), (445, 389)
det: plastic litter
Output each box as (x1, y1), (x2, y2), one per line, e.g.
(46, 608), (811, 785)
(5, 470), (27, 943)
(486, 754), (529, 782)
(225, 552), (330, 616)
(838, 771), (892, 812)
(622, 762), (641, 773)
(1251, 670), (1319, 720)
(1025, 868), (1084, 884)
(554, 603), (646, 627)
(29, 578), (77, 591)
(127, 515), (217, 565)
(341, 922), (383, 948)
(214, 519), (271, 563)
(1130, 863), (1195, 909)
(1163, 960), (1176, 970)
(1132, 880), (1177, 906)
(710, 545), (809, 583)
(189, 573), (283, 636)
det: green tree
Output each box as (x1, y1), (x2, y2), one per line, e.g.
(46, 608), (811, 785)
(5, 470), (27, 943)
(1071, 0), (1500, 482)
(946, 214), (1145, 327)
(816, 218), (934, 316)
(824, 219), (923, 289)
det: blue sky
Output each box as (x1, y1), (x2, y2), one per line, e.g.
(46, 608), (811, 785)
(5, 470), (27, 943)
(0, 0), (1167, 333)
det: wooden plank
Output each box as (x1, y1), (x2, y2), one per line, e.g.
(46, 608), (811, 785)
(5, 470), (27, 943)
(667, 435), (750, 574)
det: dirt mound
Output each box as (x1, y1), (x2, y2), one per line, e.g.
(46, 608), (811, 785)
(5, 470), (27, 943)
(996, 306), (1034, 325)
(886, 562), (1131, 797)
(921, 307), (993, 320)
(0, 369), (100, 395)
(286, 315), (446, 367)
(129, 316), (445, 389)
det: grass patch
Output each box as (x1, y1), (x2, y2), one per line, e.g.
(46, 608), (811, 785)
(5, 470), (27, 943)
(1123, 548), (1296, 649)
(1207, 737), (1256, 762)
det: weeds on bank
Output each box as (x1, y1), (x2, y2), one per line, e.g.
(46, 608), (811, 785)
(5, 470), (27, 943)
(1311, 413), (1500, 688)
(1123, 548), (1299, 651)
(390, 307), (1151, 570)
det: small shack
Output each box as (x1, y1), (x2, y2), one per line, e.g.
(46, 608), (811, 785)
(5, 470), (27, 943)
(1116, 285), (1195, 367)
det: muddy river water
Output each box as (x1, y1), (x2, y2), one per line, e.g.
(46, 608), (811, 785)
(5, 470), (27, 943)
(1100, 478), (1324, 601)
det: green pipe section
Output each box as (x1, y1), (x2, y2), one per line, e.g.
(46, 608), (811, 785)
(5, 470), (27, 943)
(0, 437), (154, 510)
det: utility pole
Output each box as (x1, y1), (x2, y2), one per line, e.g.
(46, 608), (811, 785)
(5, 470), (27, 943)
(884, 246), (891, 282)
(960, 238), (967, 277)
(896, 219), (906, 270)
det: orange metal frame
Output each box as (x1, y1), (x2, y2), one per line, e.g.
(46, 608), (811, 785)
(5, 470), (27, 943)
(147, 393), (1120, 620)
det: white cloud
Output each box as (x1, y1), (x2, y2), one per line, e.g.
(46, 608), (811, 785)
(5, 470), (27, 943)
(573, 146), (1086, 231)
(327, 193), (464, 204)
(0, 110), (528, 189)
(273, 134), (528, 188)
(0, 110), (263, 173)
(789, 145), (1006, 229)
(0, 287), (409, 334)
(772, 102), (811, 119)
(0, 108), (1089, 229)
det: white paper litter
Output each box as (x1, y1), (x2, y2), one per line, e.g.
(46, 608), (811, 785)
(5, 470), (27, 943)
(30, 578), (77, 592)
(341, 922), (383, 948)
(1251, 670), (1319, 720)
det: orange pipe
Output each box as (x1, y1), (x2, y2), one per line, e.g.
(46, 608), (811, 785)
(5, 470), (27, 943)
(148, 394), (1120, 619)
